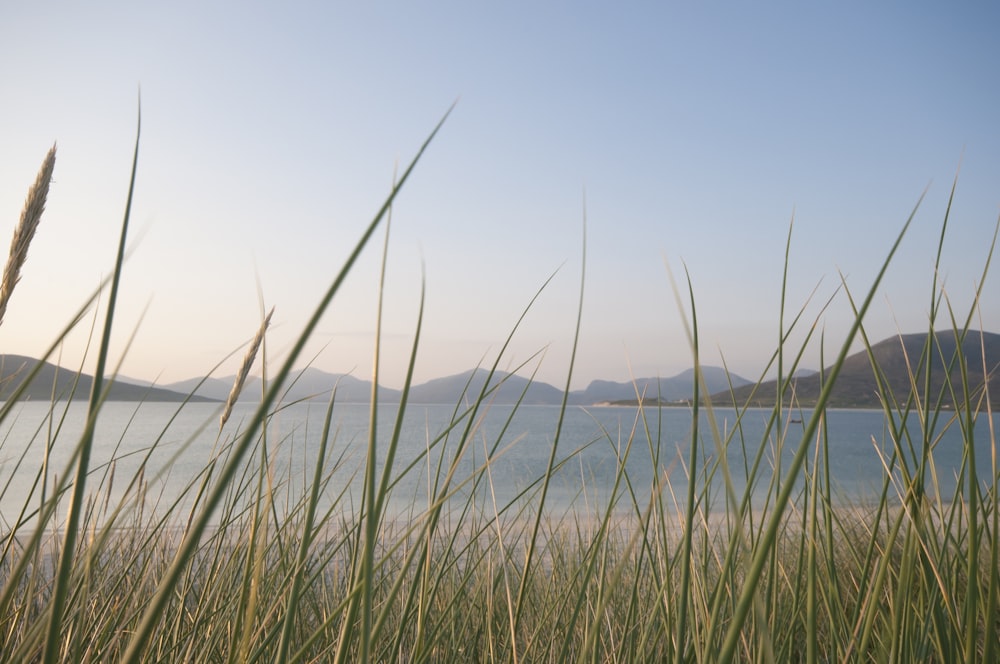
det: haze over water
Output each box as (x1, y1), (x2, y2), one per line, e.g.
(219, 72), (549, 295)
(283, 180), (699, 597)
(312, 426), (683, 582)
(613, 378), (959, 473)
(2, 401), (994, 526)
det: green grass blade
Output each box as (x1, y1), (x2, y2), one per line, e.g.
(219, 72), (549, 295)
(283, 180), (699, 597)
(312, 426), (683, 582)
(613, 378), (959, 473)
(716, 190), (924, 664)
(42, 107), (140, 664)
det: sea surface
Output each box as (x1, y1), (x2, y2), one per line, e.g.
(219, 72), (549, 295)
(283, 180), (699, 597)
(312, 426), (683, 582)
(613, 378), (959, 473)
(1, 400), (997, 526)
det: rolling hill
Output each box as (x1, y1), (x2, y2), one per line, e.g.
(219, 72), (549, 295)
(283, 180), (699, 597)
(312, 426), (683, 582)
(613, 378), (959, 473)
(0, 355), (216, 402)
(719, 330), (1000, 408)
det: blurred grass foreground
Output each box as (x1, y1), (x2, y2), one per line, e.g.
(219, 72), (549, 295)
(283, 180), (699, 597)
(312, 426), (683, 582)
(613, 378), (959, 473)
(1, 117), (998, 663)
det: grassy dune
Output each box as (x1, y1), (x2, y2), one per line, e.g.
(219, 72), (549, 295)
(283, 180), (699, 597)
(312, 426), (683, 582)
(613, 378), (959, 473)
(1, 120), (998, 663)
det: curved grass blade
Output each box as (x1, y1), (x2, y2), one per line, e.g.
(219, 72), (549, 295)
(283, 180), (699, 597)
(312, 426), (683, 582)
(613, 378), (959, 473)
(42, 108), (140, 664)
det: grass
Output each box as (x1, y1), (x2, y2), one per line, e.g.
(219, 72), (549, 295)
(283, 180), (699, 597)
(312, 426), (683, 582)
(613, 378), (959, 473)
(1, 115), (998, 662)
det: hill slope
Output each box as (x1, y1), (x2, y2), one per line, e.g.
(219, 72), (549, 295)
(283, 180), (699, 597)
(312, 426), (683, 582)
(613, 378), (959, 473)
(720, 330), (1000, 408)
(0, 355), (217, 402)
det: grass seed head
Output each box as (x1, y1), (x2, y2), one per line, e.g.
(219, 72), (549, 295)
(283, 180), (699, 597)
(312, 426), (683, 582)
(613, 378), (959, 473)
(220, 306), (274, 430)
(0, 144), (57, 327)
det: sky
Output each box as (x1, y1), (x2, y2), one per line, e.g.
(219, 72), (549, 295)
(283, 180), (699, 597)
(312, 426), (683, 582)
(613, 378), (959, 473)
(1, 2), (998, 391)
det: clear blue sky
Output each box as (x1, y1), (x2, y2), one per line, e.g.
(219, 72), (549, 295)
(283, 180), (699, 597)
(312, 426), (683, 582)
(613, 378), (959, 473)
(1, 2), (998, 390)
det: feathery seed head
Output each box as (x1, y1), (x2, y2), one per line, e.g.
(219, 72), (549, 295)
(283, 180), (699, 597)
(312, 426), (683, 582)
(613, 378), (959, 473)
(220, 306), (274, 431)
(0, 144), (57, 327)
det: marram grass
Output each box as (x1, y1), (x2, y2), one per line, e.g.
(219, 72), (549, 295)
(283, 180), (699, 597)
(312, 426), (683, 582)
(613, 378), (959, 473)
(1, 122), (998, 662)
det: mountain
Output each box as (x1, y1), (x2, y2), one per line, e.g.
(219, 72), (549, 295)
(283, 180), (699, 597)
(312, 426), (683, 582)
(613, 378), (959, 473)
(407, 368), (565, 405)
(162, 375), (236, 402)
(0, 355), (216, 402)
(720, 330), (1000, 408)
(165, 367), (400, 404)
(572, 367), (752, 405)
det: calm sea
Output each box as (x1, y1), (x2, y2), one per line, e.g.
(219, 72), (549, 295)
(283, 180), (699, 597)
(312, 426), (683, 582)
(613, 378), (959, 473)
(1, 400), (996, 525)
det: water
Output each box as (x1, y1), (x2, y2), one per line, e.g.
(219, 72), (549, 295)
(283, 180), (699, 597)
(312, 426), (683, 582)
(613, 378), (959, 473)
(1, 400), (996, 526)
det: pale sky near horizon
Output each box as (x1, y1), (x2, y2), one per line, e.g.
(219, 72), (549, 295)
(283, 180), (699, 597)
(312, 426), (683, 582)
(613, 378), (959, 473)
(1, 2), (998, 391)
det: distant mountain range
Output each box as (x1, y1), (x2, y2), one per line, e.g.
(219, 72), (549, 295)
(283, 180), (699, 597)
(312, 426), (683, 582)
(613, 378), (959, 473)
(0, 354), (748, 407)
(4, 330), (997, 409)
(161, 365), (749, 406)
